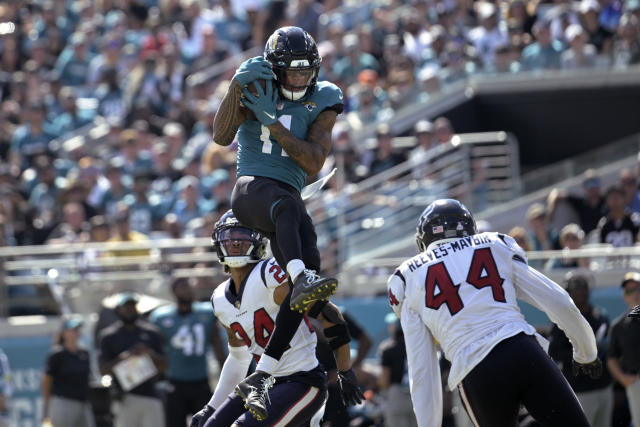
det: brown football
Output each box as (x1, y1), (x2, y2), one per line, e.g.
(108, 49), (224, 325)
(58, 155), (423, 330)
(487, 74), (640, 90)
(241, 79), (268, 121)
(246, 78), (268, 96)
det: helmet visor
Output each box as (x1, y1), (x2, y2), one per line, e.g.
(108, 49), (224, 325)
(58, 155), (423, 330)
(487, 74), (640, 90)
(283, 68), (315, 90)
(215, 227), (256, 256)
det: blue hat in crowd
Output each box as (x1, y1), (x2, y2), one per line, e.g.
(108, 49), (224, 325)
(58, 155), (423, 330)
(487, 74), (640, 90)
(62, 316), (83, 330)
(115, 292), (139, 307)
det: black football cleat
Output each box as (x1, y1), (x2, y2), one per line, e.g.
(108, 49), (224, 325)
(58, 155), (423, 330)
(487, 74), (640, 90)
(629, 305), (640, 319)
(290, 269), (338, 312)
(235, 371), (275, 421)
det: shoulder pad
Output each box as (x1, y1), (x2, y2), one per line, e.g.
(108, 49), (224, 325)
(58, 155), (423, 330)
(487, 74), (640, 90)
(314, 81), (344, 108)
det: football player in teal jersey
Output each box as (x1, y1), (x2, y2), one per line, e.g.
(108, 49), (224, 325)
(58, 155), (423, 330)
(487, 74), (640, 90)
(149, 278), (226, 426)
(211, 26), (344, 418)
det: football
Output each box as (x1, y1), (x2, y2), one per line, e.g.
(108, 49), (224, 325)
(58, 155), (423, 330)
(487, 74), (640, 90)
(241, 79), (269, 121)
(246, 78), (268, 96)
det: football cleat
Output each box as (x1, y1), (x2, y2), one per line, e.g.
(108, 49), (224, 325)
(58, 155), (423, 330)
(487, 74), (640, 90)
(629, 305), (640, 319)
(290, 269), (337, 312)
(235, 371), (275, 421)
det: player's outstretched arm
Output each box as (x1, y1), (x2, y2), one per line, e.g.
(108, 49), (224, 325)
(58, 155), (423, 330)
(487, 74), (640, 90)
(194, 327), (253, 424)
(267, 110), (338, 176)
(212, 80), (247, 146)
(512, 262), (598, 364)
(316, 302), (365, 407)
(400, 304), (442, 427)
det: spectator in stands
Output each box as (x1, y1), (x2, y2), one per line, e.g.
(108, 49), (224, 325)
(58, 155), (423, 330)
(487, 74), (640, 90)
(0, 347), (10, 427)
(579, 0), (615, 54)
(125, 170), (163, 235)
(597, 184), (640, 247)
(547, 169), (606, 235)
(170, 175), (214, 227)
(468, 2), (509, 70)
(107, 203), (150, 257)
(509, 226), (533, 252)
(45, 86), (95, 140)
(46, 202), (88, 244)
(378, 312), (417, 427)
(366, 124), (407, 179)
(619, 168), (640, 213)
(410, 119), (435, 180)
(433, 116), (455, 145)
(9, 102), (51, 170)
(42, 316), (95, 427)
(521, 19), (564, 71)
(98, 293), (167, 427)
(546, 223), (590, 270)
(100, 158), (130, 217)
(189, 25), (232, 74)
(549, 273), (612, 427)
(526, 202), (560, 251)
(54, 32), (90, 87)
(611, 14), (640, 68)
(607, 272), (640, 427)
(562, 24), (598, 69)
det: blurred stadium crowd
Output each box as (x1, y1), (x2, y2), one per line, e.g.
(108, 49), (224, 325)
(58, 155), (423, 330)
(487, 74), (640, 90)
(0, 0), (640, 249)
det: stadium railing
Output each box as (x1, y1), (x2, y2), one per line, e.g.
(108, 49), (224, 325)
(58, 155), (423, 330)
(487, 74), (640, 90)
(307, 131), (521, 271)
(2, 239), (639, 317)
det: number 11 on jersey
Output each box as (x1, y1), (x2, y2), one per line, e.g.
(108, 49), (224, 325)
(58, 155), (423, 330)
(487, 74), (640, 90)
(261, 115), (292, 157)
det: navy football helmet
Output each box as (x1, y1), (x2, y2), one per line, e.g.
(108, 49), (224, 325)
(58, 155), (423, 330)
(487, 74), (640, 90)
(416, 199), (477, 252)
(264, 26), (321, 101)
(212, 210), (268, 268)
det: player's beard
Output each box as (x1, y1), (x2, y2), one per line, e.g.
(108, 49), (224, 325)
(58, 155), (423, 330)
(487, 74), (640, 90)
(119, 312), (139, 325)
(177, 296), (193, 306)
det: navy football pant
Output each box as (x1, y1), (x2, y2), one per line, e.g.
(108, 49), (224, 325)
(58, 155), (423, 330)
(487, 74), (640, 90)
(204, 381), (327, 426)
(458, 333), (590, 427)
(232, 176), (321, 361)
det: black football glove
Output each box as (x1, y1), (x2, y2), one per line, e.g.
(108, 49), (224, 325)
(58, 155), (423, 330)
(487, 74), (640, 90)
(572, 359), (602, 379)
(190, 405), (215, 427)
(629, 305), (640, 319)
(338, 368), (365, 407)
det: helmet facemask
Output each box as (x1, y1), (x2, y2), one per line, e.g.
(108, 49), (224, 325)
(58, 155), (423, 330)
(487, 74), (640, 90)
(212, 223), (266, 268)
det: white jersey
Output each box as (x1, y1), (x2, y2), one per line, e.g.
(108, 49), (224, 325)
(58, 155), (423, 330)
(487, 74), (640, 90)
(212, 257), (319, 377)
(387, 232), (597, 427)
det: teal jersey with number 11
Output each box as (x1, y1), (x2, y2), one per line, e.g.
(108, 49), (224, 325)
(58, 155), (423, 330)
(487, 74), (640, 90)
(236, 81), (343, 192)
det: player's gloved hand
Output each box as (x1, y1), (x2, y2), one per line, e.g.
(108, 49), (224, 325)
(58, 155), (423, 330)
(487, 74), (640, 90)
(572, 358), (602, 379)
(241, 80), (278, 126)
(233, 56), (274, 86)
(190, 405), (215, 427)
(338, 368), (365, 407)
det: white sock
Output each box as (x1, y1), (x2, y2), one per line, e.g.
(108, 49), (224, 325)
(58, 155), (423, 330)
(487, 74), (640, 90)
(286, 259), (305, 282)
(256, 354), (278, 375)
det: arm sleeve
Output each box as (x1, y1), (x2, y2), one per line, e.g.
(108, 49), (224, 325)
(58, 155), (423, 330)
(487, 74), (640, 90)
(208, 345), (253, 409)
(513, 262), (597, 363)
(401, 304), (442, 427)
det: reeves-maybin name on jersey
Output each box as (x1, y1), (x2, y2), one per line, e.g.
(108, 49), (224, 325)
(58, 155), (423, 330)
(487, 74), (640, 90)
(388, 232), (538, 390)
(236, 81), (343, 192)
(211, 257), (318, 377)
